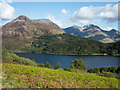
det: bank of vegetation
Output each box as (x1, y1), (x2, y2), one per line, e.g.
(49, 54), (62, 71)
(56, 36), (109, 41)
(5, 34), (120, 55)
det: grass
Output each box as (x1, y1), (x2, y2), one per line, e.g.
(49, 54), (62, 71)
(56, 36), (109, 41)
(2, 63), (119, 88)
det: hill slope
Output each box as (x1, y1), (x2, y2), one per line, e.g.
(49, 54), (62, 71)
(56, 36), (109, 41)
(2, 63), (119, 88)
(2, 15), (65, 49)
(63, 24), (120, 43)
(23, 33), (120, 55)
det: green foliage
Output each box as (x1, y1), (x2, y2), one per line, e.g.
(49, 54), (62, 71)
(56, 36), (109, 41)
(45, 62), (54, 69)
(4, 34), (120, 55)
(117, 67), (120, 74)
(37, 63), (45, 67)
(2, 63), (119, 88)
(108, 66), (117, 73)
(2, 48), (8, 59)
(98, 72), (120, 79)
(2, 48), (37, 66)
(55, 62), (61, 69)
(88, 66), (119, 75)
(64, 67), (70, 71)
(70, 61), (75, 69)
(70, 59), (86, 71)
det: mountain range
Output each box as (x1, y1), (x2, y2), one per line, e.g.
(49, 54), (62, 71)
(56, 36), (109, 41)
(63, 24), (120, 43)
(2, 15), (120, 54)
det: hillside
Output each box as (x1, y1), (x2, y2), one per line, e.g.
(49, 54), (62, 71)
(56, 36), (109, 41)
(63, 24), (120, 43)
(2, 15), (65, 49)
(2, 63), (119, 88)
(22, 33), (120, 55)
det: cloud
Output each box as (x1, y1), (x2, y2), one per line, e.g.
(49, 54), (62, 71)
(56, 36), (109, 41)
(71, 3), (118, 25)
(61, 9), (69, 14)
(0, 1), (15, 20)
(45, 15), (62, 27)
(102, 27), (113, 31)
(45, 15), (73, 28)
(6, 0), (13, 4)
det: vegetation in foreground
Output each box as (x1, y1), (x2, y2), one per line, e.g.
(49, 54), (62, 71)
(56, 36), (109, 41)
(2, 63), (119, 88)
(88, 67), (120, 79)
(2, 48), (37, 66)
(2, 48), (120, 88)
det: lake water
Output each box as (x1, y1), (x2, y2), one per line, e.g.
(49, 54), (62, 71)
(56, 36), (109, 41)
(16, 53), (120, 70)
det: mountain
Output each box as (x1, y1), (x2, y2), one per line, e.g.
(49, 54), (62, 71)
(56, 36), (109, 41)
(2, 15), (65, 49)
(63, 24), (120, 43)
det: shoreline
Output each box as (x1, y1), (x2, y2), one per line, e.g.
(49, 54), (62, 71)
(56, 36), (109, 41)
(12, 51), (120, 56)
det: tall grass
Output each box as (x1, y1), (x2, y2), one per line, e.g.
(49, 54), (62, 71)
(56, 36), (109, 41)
(2, 63), (119, 88)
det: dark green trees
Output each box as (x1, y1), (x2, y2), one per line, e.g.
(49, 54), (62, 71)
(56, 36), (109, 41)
(70, 59), (86, 71)
(88, 66), (120, 74)
(55, 62), (61, 69)
(37, 63), (45, 67)
(117, 67), (120, 74)
(45, 62), (54, 69)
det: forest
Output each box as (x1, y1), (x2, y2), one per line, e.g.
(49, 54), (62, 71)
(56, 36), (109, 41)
(21, 33), (120, 55)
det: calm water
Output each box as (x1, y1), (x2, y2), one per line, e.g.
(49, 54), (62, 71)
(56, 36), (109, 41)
(16, 53), (120, 70)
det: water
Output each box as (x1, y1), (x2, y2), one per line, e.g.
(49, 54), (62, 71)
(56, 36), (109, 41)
(15, 53), (120, 70)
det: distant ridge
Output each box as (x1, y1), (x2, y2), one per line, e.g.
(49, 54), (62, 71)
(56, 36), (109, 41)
(63, 24), (120, 43)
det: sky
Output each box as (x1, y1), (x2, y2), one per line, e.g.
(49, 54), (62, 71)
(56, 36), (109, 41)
(0, 0), (119, 30)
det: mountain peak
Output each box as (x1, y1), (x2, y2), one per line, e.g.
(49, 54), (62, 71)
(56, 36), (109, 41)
(83, 24), (102, 31)
(14, 15), (31, 22)
(110, 29), (117, 32)
(72, 25), (82, 28)
(83, 24), (96, 28)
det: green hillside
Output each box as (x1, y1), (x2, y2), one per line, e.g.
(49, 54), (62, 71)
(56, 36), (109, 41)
(2, 63), (119, 88)
(22, 33), (119, 55)
(4, 33), (120, 55)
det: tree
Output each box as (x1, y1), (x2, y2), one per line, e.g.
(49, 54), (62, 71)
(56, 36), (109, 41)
(100, 67), (108, 73)
(70, 61), (75, 69)
(92, 68), (100, 73)
(117, 67), (120, 74)
(38, 63), (45, 67)
(70, 59), (86, 71)
(108, 66), (117, 73)
(55, 62), (61, 69)
(45, 62), (53, 69)
(64, 67), (70, 71)
(78, 59), (86, 71)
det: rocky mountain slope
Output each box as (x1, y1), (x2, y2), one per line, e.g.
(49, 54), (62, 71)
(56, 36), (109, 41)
(63, 24), (120, 43)
(2, 15), (65, 49)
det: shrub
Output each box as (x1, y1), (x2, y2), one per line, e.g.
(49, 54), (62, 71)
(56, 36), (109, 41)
(108, 66), (117, 73)
(37, 63), (45, 67)
(64, 67), (70, 71)
(2, 48), (37, 66)
(55, 62), (61, 69)
(45, 62), (54, 69)
(70, 59), (86, 71)
(100, 67), (108, 73)
(117, 67), (120, 74)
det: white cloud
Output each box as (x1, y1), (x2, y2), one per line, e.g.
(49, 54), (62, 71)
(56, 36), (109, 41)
(0, 1), (15, 20)
(45, 15), (62, 27)
(71, 3), (118, 25)
(6, 0), (13, 4)
(102, 27), (113, 31)
(61, 9), (69, 14)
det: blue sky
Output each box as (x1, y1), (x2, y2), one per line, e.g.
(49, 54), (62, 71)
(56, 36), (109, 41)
(0, 1), (119, 30)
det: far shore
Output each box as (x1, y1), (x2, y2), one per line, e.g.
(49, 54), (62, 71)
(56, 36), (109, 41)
(11, 50), (120, 56)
